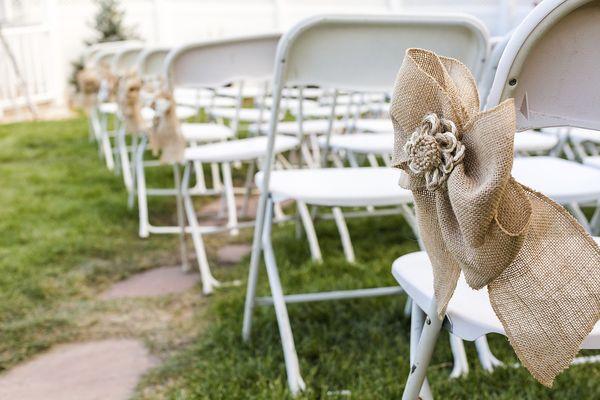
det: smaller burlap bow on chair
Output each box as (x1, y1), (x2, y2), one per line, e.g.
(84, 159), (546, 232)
(117, 70), (145, 134)
(391, 48), (600, 386)
(76, 68), (101, 113)
(148, 89), (186, 164)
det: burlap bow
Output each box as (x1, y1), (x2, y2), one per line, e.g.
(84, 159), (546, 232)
(76, 68), (101, 113)
(391, 48), (600, 386)
(117, 70), (144, 134)
(149, 90), (186, 164)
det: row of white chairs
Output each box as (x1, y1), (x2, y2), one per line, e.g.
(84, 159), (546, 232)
(82, 1), (600, 397)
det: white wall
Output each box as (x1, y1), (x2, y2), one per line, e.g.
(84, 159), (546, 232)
(1, 0), (536, 111)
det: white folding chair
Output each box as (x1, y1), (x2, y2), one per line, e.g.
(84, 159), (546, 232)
(165, 34), (300, 295)
(112, 46), (146, 201)
(89, 46), (129, 171)
(242, 14), (490, 394)
(399, 1), (600, 398)
(132, 47), (235, 238)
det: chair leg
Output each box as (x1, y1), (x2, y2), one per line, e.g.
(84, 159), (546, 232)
(347, 151), (359, 168)
(332, 207), (355, 263)
(449, 334), (469, 378)
(590, 201), (600, 235)
(241, 161), (255, 218)
(567, 202), (591, 232)
(100, 117), (115, 170)
(211, 162), (222, 191)
(174, 163), (189, 272)
(261, 198), (306, 395)
(181, 163), (220, 294)
(367, 153), (379, 167)
(402, 302), (443, 400)
(409, 302), (433, 400)
(474, 336), (503, 371)
(221, 162), (239, 236)
(242, 201), (265, 341)
(300, 141), (316, 168)
(117, 126), (134, 195)
(297, 201), (322, 262)
(136, 136), (150, 238)
(128, 134), (138, 209)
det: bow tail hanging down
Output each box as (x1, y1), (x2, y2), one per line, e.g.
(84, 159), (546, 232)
(391, 48), (600, 387)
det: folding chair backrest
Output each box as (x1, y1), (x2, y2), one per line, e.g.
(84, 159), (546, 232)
(274, 14), (489, 94)
(487, 0), (600, 131)
(90, 49), (118, 70)
(165, 33), (281, 89)
(85, 41), (142, 67)
(112, 46), (145, 75)
(136, 47), (170, 79)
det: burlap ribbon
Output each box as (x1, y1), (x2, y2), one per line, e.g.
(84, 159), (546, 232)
(97, 61), (118, 103)
(76, 68), (101, 113)
(391, 48), (600, 386)
(117, 71), (144, 134)
(149, 90), (186, 164)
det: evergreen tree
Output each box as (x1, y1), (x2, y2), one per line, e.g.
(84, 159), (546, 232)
(88, 0), (137, 44)
(71, 0), (138, 92)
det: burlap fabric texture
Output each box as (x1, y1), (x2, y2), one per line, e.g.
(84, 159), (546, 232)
(76, 68), (101, 113)
(149, 89), (186, 164)
(117, 71), (144, 134)
(390, 48), (600, 386)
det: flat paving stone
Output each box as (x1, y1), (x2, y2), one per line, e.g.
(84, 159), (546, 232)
(0, 339), (158, 400)
(100, 266), (199, 300)
(217, 244), (252, 265)
(199, 195), (259, 220)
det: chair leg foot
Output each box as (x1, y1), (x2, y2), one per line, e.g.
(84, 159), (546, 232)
(475, 336), (503, 372)
(449, 334), (469, 378)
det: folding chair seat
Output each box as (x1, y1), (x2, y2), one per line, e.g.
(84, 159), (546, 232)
(257, 167), (411, 207)
(569, 128), (600, 166)
(209, 107), (274, 123)
(290, 102), (370, 119)
(400, 1), (600, 398)
(354, 118), (393, 133)
(513, 157), (600, 205)
(185, 136), (298, 163)
(180, 123), (234, 142)
(392, 247), (600, 347)
(249, 119), (344, 136)
(319, 132), (394, 167)
(513, 129), (560, 154)
(242, 14), (491, 395)
(165, 33), (300, 295)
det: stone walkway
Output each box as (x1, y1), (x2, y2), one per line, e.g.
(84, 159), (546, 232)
(100, 266), (199, 300)
(0, 234), (252, 399)
(0, 339), (158, 400)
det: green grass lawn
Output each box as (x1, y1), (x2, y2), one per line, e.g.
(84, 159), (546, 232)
(2, 117), (600, 399)
(0, 116), (180, 369)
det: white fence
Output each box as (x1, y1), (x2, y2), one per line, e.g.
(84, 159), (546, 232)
(0, 0), (535, 115)
(0, 23), (56, 113)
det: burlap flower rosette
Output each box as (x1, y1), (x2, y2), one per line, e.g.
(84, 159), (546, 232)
(390, 48), (600, 386)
